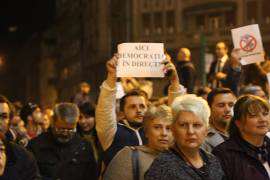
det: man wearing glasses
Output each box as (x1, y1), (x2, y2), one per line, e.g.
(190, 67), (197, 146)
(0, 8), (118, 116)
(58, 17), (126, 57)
(0, 95), (40, 179)
(27, 103), (98, 180)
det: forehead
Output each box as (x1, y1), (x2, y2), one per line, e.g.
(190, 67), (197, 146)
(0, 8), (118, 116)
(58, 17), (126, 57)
(125, 96), (146, 106)
(0, 103), (10, 113)
(177, 111), (203, 124)
(148, 118), (172, 126)
(212, 93), (236, 104)
(216, 42), (226, 49)
(54, 118), (76, 129)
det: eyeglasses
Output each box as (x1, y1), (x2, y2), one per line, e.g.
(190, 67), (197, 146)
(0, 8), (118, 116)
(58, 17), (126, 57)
(54, 127), (76, 134)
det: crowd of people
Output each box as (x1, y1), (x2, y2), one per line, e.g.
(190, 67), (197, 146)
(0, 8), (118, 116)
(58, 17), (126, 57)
(0, 41), (270, 180)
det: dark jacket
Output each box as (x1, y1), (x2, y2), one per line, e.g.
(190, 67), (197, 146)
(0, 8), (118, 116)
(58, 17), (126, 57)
(0, 141), (41, 180)
(213, 135), (270, 180)
(207, 57), (231, 88)
(145, 149), (224, 180)
(176, 61), (196, 93)
(27, 130), (98, 180)
(103, 123), (147, 165)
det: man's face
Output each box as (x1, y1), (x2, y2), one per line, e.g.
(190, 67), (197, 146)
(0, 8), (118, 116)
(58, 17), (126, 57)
(32, 108), (43, 124)
(52, 118), (77, 144)
(210, 93), (236, 128)
(123, 96), (147, 125)
(216, 42), (228, 59)
(0, 103), (10, 134)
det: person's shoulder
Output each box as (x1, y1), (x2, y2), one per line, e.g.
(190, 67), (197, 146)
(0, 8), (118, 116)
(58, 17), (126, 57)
(9, 142), (35, 161)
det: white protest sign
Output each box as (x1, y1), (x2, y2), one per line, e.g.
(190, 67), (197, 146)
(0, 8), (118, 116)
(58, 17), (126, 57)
(231, 24), (264, 65)
(116, 43), (165, 77)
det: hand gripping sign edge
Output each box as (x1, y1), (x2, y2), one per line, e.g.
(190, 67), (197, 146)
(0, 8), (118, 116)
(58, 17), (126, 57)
(239, 34), (257, 52)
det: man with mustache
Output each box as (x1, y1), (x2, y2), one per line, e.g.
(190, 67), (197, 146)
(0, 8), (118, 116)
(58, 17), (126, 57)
(96, 54), (183, 165)
(202, 88), (236, 152)
(27, 103), (98, 180)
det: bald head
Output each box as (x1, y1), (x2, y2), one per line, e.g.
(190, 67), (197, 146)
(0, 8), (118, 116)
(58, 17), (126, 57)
(177, 48), (191, 61)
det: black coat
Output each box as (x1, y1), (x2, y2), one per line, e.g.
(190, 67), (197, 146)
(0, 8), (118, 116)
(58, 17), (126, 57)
(0, 141), (41, 180)
(213, 135), (270, 180)
(27, 130), (98, 180)
(176, 61), (196, 93)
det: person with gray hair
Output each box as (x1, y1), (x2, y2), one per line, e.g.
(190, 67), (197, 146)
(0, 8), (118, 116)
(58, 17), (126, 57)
(145, 94), (224, 180)
(27, 102), (98, 180)
(104, 105), (174, 180)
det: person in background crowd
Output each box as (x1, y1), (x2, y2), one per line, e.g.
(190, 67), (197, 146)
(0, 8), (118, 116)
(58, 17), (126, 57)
(213, 95), (270, 180)
(104, 105), (174, 180)
(0, 95), (41, 180)
(73, 82), (94, 106)
(20, 103), (43, 139)
(27, 103), (98, 180)
(196, 86), (212, 100)
(240, 63), (269, 97)
(201, 88), (236, 152)
(95, 54), (184, 165)
(239, 85), (268, 100)
(145, 94), (224, 180)
(77, 102), (101, 167)
(176, 47), (196, 93)
(208, 41), (230, 88)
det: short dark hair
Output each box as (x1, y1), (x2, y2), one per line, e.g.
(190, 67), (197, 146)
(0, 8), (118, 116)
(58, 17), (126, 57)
(0, 95), (14, 119)
(207, 88), (234, 107)
(120, 89), (148, 111)
(78, 102), (95, 117)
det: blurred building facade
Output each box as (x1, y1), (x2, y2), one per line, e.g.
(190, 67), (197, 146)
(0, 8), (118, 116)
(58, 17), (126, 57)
(8, 0), (270, 106)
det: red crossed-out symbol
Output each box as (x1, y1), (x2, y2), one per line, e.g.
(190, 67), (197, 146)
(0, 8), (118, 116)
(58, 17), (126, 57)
(239, 34), (257, 52)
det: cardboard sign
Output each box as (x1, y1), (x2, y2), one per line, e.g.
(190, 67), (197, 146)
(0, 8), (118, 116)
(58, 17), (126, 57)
(231, 24), (264, 65)
(116, 43), (165, 77)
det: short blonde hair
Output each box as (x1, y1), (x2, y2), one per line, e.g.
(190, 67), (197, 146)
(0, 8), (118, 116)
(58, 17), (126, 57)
(143, 105), (173, 130)
(171, 94), (210, 127)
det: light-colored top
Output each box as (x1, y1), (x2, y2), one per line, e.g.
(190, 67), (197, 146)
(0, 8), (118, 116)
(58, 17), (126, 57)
(104, 145), (161, 180)
(95, 80), (185, 151)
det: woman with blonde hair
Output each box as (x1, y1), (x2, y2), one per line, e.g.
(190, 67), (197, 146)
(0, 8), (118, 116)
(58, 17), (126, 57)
(145, 94), (224, 180)
(104, 105), (174, 180)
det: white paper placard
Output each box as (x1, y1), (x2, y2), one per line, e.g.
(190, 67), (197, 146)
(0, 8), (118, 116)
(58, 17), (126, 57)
(116, 43), (165, 77)
(231, 24), (264, 65)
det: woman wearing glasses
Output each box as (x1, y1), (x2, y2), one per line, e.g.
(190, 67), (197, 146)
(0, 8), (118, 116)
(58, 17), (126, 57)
(145, 94), (224, 180)
(213, 95), (270, 180)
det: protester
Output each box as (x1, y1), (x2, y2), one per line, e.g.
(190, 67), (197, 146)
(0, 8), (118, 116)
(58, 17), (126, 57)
(239, 85), (268, 100)
(27, 102), (98, 180)
(213, 95), (270, 180)
(95, 54), (184, 165)
(73, 82), (94, 106)
(145, 94), (224, 180)
(0, 95), (41, 180)
(20, 103), (43, 139)
(104, 105), (174, 180)
(176, 47), (196, 93)
(208, 41), (230, 88)
(201, 88), (236, 152)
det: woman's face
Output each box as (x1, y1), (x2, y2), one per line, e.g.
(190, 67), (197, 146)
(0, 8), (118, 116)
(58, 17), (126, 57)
(78, 114), (95, 132)
(172, 111), (207, 150)
(236, 110), (270, 137)
(146, 118), (173, 151)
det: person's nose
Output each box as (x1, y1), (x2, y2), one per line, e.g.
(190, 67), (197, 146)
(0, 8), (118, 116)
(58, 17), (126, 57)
(161, 127), (169, 136)
(187, 125), (195, 134)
